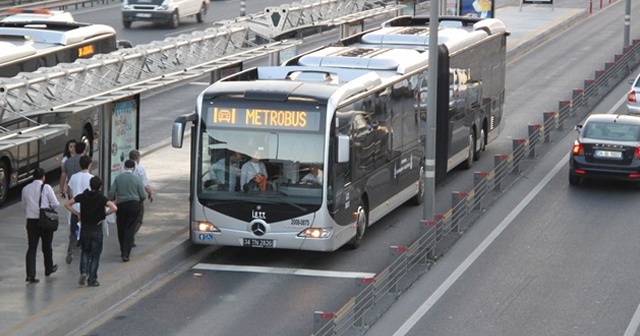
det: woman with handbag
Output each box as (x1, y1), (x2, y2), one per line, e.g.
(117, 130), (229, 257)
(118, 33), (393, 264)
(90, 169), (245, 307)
(21, 168), (59, 284)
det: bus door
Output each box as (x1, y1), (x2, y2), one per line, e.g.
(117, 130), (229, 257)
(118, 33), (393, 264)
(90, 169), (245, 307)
(448, 68), (470, 162)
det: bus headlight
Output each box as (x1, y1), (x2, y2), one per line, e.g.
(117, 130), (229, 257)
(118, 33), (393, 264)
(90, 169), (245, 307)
(195, 221), (219, 232)
(297, 228), (332, 239)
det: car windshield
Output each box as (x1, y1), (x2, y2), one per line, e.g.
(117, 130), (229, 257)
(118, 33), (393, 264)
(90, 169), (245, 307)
(584, 122), (640, 141)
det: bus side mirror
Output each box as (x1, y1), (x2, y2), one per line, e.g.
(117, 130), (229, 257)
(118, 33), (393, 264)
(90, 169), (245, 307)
(172, 121), (185, 148)
(172, 112), (196, 148)
(337, 135), (349, 163)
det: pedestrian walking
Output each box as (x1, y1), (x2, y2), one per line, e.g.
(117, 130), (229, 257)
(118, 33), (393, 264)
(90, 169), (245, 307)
(128, 149), (153, 247)
(59, 141), (87, 263)
(109, 160), (146, 262)
(21, 168), (59, 284)
(65, 176), (117, 287)
(65, 155), (93, 264)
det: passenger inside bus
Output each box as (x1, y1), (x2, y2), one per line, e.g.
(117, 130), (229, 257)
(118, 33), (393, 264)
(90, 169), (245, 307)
(300, 165), (323, 185)
(241, 150), (268, 192)
(208, 151), (242, 191)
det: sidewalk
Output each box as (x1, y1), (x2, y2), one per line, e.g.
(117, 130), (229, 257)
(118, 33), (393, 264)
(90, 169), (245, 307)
(0, 4), (589, 336)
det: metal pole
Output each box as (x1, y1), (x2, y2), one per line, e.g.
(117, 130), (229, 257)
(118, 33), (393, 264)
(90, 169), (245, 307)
(240, 0), (246, 16)
(623, 0), (631, 48)
(423, 0), (439, 221)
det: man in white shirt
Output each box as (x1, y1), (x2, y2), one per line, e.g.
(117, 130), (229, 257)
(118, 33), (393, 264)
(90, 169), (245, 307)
(21, 168), (59, 283)
(65, 155), (93, 264)
(300, 165), (323, 185)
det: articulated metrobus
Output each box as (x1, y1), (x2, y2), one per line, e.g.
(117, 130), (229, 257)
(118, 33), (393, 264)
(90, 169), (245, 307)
(171, 16), (508, 251)
(0, 9), (120, 77)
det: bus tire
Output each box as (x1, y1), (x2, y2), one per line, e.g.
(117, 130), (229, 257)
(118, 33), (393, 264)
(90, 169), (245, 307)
(0, 161), (8, 206)
(168, 11), (179, 29)
(409, 163), (425, 205)
(461, 129), (474, 170)
(196, 4), (206, 23)
(348, 202), (368, 249)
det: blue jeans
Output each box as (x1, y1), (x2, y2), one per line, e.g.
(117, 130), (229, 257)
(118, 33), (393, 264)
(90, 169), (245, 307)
(79, 229), (103, 284)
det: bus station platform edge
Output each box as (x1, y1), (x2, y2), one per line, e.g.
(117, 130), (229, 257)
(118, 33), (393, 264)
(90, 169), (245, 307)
(0, 5), (589, 336)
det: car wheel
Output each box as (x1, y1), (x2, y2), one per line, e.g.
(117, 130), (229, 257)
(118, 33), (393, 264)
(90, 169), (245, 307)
(169, 11), (179, 29)
(568, 172), (581, 185)
(461, 129), (475, 170)
(123, 20), (132, 28)
(0, 161), (8, 206)
(348, 202), (368, 249)
(196, 4), (206, 23)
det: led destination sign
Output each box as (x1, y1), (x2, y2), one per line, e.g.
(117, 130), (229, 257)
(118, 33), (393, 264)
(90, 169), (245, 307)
(211, 108), (321, 131)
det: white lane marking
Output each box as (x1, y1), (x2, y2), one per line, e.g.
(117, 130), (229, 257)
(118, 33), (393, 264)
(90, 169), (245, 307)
(393, 96), (626, 336)
(624, 304), (640, 336)
(189, 82), (211, 86)
(193, 263), (376, 279)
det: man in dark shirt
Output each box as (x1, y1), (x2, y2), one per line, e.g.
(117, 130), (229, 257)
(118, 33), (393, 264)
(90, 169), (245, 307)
(65, 176), (117, 287)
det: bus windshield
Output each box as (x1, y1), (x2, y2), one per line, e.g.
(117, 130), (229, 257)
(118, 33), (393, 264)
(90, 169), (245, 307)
(197, 101), (326, 211)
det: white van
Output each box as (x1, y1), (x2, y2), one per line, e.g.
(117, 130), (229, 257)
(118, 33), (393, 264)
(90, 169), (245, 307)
(122, 0), (209, 29)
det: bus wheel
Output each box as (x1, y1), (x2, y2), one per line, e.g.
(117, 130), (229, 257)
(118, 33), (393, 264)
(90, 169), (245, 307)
(196, 4), (206, 23)
(0, 161), (8, 206)
(474, 127), (485, 161)
(461, 129), (475, 170)
(169, 11), (179, 29)
(409, 163), (424, 205)
(348, 203), (368, 249)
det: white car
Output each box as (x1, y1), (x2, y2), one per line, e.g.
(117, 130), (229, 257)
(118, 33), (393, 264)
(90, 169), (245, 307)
(627, 73), (640, 115)
(122, 0), (209, 29)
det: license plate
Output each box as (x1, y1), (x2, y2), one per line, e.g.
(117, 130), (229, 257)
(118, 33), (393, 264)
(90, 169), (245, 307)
(242, 238), (274, 248)
(594, 150), (622, 159)
(136, 13), (152, 18)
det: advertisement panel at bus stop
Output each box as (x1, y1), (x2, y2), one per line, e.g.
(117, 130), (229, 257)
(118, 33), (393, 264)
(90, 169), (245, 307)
(109, 95), (140, 185)
(458, 0), (494, 18)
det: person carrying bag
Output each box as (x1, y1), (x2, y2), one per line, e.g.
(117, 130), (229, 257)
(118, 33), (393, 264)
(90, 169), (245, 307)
(21, 168), (59, 283)
(39, 184), (59, 232)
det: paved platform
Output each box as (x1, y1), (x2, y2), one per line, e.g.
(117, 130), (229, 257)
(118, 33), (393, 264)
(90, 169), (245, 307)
(0, 4), (590, 336)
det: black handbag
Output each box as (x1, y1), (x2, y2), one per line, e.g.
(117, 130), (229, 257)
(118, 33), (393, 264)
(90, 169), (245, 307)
(39, 184), (59, 231)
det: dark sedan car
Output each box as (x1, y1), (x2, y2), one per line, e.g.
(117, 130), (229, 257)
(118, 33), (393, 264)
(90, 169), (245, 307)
(569, 114), (640, 185)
